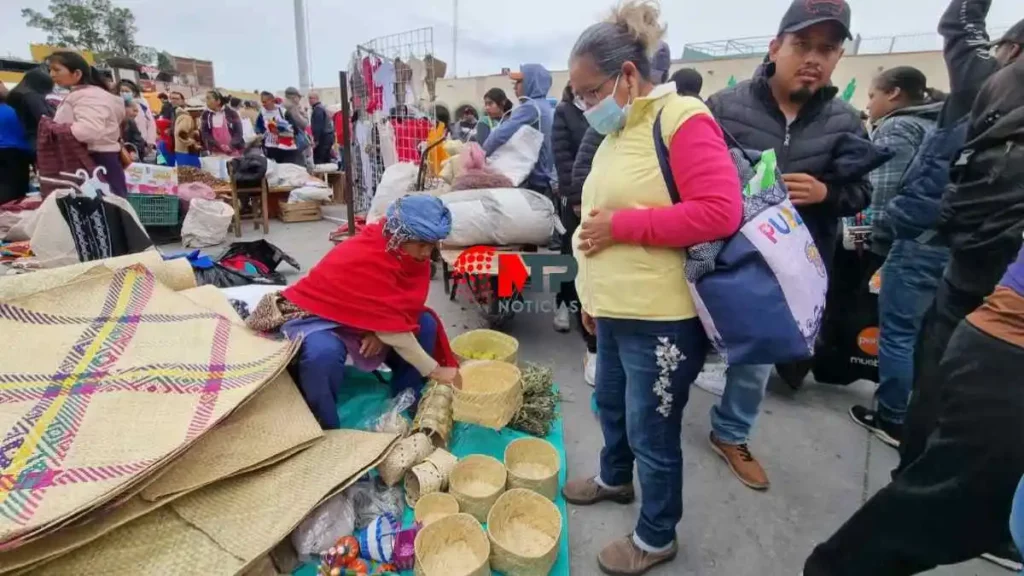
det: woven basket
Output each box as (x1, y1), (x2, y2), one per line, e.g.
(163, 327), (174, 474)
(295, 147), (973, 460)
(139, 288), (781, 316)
(414, 492), (460, 527)
(413, 513), (490, 576)
(405, 461), (444, 507)
(377, 433), (435, 487)
(412, 384), (454, 448)
(504, 438), (560, 501)
(453, 361), (523, 430)
(451, 329), (519, 364)
(487, 489), (561, 576)
(424, 448), (458, 489)
(448, 455), (507, 523)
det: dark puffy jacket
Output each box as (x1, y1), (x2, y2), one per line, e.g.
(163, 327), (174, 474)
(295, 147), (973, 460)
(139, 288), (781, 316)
(936, 0), (1001, 128)
(310, 102), (335, 147)
(939, 59), (1024, 297)
(552, 100), (588, 202)
(706, 64), (872, 269)
(569, 127), (606, 207)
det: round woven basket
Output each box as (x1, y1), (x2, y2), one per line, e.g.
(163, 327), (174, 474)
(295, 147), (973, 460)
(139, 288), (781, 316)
(486, 489), (562, 576)
(504, 437), (560, 501)
(405, 461), (444, 507)
(413, 513), (490, 576)
(449, 454), (507, 523)
(414, 492), (460, 527)
(451, 329), (519, 365)
(453, 361), (523, 430)
(377, 433), (435, 487)
(424, 448), (459, 489)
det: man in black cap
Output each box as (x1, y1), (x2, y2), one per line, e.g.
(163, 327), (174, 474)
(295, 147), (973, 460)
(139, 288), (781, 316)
(702, 0), (871, 493)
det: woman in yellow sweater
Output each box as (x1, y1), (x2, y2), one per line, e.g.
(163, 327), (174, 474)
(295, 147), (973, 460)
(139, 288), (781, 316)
(559, 2), (743, 574)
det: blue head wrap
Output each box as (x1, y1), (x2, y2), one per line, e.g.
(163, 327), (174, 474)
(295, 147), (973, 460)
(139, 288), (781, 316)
(383, 195), (452, 250)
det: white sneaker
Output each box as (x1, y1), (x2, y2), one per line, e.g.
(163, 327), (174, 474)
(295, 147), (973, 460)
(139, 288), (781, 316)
(584, 352), (597, 387)
(553, 306), (571, 333)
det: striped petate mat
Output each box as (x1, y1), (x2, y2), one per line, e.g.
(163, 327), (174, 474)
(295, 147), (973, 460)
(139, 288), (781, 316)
(0, 265), (298, 547)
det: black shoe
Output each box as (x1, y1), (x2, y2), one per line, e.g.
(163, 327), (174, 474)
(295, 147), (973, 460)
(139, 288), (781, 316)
(982, 543), (1024, 572)
(849, 406), (902, 448)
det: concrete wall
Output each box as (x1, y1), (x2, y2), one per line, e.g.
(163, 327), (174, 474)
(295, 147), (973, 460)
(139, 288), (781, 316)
(306, 50), (948, 116)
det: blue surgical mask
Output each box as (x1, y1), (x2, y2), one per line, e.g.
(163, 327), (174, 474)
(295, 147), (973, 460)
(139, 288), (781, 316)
(121, 93), (133, 103)
(583, 76), (628, 135)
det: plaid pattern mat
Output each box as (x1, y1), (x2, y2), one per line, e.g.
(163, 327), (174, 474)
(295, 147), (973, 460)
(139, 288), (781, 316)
(0, 265), (297, 547)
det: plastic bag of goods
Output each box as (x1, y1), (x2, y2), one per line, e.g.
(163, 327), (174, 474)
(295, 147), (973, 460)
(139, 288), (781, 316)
(442, 188), (564, 247)
(181, 198), (234, 248)
(367, 163), (419, 223)
(451, 143), (513, 191)
(290, 491), (356, 558)
(178, 182), (216, 202)
(200, 156), (231, 181)
(288, 186), (332, 203)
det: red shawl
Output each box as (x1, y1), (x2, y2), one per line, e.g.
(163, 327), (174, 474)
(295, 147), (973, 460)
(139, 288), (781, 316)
(283, 222), (457, 367)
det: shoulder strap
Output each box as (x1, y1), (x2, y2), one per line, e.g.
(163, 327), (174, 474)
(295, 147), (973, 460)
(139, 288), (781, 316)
(653, 109), (681, 204)
(654, 107), (757, 206)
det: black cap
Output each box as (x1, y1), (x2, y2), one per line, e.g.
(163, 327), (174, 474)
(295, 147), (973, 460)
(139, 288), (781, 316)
(990, 19), (1024, 47)
(778, 0), (852, 40)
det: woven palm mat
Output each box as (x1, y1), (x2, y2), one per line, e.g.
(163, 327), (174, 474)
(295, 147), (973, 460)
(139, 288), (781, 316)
(0, 265), (298, 547)
(26, 430), (398, 576)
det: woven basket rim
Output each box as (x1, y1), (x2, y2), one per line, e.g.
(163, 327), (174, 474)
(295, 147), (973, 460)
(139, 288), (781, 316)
(413, 513), (490, 575)
(486, 488), (562, 559)
(413, 492), (460, 525)
(504, 437), (560, 470)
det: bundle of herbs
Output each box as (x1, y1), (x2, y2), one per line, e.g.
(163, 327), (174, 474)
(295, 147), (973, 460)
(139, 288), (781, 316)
(510, 362), (561, 437)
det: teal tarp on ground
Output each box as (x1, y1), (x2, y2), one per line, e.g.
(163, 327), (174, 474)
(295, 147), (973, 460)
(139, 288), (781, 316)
(295, 369), (570, 576)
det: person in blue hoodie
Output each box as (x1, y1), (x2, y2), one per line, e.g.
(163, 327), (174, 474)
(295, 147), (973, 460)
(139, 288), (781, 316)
(482, 63), (555, 196)
(0, 83), (33, 205)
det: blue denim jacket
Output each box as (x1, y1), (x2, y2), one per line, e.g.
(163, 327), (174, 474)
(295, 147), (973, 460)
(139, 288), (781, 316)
(886, 116), (969, 242)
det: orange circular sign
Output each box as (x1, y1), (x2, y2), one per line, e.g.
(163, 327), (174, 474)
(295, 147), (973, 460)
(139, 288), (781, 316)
(858, 327), (879, 356)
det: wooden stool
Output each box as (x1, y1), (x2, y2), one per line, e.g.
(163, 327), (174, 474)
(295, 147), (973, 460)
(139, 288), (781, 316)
(228, 163), (269, 237)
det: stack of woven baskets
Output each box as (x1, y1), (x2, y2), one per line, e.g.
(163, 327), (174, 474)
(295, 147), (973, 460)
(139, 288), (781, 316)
(449, 330), (525, 430)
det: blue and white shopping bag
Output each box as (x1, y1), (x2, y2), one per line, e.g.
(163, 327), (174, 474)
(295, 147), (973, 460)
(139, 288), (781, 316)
(654, 111), (828, 365)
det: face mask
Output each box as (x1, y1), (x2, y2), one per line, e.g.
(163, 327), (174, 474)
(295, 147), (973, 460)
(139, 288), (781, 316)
(121, 93), (133, 103)
(584, 76), (628, 135)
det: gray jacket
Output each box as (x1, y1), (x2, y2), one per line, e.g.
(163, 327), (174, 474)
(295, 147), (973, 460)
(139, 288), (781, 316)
(706, 64), (872, 269)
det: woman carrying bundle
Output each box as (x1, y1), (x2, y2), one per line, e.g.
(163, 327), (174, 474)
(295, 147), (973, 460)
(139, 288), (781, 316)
(248, 195), (461, 430)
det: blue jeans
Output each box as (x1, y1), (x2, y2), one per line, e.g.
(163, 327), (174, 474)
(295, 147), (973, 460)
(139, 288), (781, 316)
(1012, 475), (1024, 560)
(877, 240), (949, 424)
(294, 311), (437, 429)
(595, 317), (707, 548)
(710, 364), (772, 445)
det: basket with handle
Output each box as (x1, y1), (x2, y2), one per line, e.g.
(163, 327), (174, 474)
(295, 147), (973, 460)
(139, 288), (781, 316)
(412, 383), (454, 448)
(504, 437), (560, 501)
(448, 454), (507, 523)
(450, 329), (519, 364)
(453, 361), (523, 429)
(404, 461), (444, 507)
(486, 489), (562, 576)
(424, 447), (459, 489)
(413, 513), (490, 576)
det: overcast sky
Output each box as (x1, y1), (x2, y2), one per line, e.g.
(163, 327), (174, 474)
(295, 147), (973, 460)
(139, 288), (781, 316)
(1, 0), (1019, 91)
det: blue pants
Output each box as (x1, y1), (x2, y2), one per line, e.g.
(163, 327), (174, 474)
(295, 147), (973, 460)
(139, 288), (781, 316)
(294, 311), (438, 429)
(877, 240), (949, 425)
(1013, 475), (1024, 560)
(595, 317), (707, 548)
(710, 363), (772, 445)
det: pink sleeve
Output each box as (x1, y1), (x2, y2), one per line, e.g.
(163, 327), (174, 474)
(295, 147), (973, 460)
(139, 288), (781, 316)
(610, 113), (742, 248)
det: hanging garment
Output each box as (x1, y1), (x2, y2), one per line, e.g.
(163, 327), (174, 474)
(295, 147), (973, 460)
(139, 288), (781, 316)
(392, 117), (430, 163)
(407, 57), (427, 105)
(30, 189), (152, 267)
(373, 59), (398, 115)
(425, 123), (449, 177)
(361, 57), (383, 114)
(394, 59), (414, 106)
(378, 120), (399, 168)
(354, 119), (374, 201)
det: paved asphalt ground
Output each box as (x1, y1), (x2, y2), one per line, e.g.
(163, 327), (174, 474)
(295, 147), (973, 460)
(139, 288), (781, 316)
(168, 208), (1006, 576)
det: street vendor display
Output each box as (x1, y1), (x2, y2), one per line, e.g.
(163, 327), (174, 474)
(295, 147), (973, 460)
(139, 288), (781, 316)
(245, 195), (460, 430)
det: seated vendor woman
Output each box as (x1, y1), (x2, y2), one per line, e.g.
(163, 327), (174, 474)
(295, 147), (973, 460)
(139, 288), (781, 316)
(249, 195), (460, 429)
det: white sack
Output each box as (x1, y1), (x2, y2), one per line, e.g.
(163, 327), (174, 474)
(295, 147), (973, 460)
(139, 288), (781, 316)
(486, 125), (544, 186)
(442, 188), (563, 247)
(200, 156), (231, 181)
(288, 186), (333, 203)
(181, 198), (234, 248)
(367, 163), (419, 223)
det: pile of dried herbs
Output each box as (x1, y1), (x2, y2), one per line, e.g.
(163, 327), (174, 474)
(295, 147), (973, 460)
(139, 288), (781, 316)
(510, 363), (561, 437)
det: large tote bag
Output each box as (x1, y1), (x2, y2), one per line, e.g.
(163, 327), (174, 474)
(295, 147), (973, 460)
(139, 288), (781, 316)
(487, 102), (544, 186)
(654, 111), (828, 365)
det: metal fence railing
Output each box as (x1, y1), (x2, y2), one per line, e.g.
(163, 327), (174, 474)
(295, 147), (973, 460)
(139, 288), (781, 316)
(683, 27), (1010, 61)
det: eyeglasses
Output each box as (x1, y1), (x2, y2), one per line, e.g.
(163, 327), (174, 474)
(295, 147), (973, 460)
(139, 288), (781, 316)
(573, 75), (618, 110)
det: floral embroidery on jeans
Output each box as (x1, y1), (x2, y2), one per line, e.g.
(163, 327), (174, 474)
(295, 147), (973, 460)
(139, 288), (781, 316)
(653, 336), (684, 417)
